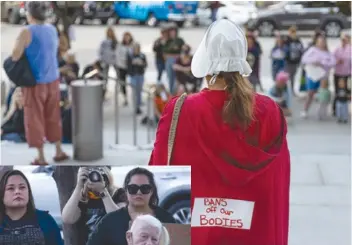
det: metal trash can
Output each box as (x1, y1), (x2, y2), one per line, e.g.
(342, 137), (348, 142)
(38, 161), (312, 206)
(71, 80), (104, 161)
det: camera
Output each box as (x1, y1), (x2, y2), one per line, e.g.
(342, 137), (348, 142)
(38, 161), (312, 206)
(85, 167), (110, 185)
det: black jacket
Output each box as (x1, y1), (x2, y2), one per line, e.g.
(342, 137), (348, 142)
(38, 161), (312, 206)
(128, 53), (147, 76)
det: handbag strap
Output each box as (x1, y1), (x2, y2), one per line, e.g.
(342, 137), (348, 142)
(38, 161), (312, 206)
(167, 93), (187, 166)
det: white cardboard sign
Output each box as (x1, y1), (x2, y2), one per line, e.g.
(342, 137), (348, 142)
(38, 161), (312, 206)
(191, 198), (255, 230)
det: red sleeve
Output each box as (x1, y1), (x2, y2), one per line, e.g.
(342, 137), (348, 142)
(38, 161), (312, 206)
(148, 97), (178, 165)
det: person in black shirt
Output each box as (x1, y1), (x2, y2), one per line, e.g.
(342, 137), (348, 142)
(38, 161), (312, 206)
(153, 26), (169, 83)
(62, 167), (126, 245)
(284, 26), (304, 96)
(0, 170), (63, 245)
(87, 167), (176, 245)
(128, 43), (148, 115)
(59, 50), (80, 85)
(335, 78), (351, 123)
(246, 35), (261, 92)
(173, 44), (198, 94)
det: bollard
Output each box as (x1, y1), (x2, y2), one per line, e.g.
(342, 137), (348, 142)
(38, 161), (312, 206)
(146, 91), (152, 144)
(71, 80), (104, 161)
(132, 84), (138, 146)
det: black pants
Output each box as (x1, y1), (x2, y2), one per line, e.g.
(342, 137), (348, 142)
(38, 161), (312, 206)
(332, 74), (350, 116)
(118, 68), (128, 96)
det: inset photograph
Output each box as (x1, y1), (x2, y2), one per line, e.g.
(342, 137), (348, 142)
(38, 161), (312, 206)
(0, 165), (190, 245)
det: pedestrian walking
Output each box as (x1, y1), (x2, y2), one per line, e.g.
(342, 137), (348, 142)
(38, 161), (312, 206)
(153, 26), (169, 83)
(128, 43), (148, 115)
(116, 32), (134, 106)
(300, 34), (336, 118)
(149, 19), (290, 245)
(163, 24), (185, 95)
(332, 33), (351, 116)
(284, 26), (304, 96)
(246, 34), (261, 91)
(11, 1), (68, 165)
(335, 78), (351, 123)
(317, 79), (331, 121)
(99, 27), (119, 98)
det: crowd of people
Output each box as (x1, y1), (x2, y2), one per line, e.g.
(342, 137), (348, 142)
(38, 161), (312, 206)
(245, 25), (351, 122)
(0, 166), (174, 245)
(1, 2), (350, 161)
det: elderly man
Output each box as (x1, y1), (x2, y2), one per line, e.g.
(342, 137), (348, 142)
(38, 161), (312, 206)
(126, 215), (170, 245)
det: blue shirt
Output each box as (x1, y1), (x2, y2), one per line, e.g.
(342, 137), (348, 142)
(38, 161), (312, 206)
(25, 24), (59, 84)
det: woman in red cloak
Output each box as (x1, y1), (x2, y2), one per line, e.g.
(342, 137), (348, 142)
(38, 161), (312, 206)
(149, 19), (290, 245)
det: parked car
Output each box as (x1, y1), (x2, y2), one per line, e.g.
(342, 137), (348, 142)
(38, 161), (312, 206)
(112, 1), (198, 27)
(193, 1), (257, 26)
(15, 165), (191, 230)
(3, 1), (55, 25)
(73, 1), (116, 25)
(246, 1), (351, 37)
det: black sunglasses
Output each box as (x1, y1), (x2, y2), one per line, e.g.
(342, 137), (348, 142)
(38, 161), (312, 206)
(127, 184), (152, 195)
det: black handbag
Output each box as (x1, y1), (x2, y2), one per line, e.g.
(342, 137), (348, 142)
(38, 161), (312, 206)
(3, 55), (37, 87)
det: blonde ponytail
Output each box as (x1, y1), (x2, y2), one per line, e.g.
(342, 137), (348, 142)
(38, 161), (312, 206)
(221, 72), (254, 129)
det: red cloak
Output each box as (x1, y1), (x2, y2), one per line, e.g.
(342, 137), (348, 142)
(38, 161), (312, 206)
(149, 89), (290, 245)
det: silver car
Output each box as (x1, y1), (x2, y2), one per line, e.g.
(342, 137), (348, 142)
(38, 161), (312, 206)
(14, 165), (191, 229)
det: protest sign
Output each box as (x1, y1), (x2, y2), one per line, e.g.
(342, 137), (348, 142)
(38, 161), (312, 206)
(191, 197), (255, 229)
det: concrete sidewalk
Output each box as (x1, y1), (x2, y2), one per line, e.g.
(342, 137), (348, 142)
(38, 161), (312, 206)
(1, 71), (351, 245)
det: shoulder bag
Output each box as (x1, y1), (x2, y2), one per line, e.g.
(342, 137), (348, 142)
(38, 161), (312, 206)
(167, 93), (187, 166)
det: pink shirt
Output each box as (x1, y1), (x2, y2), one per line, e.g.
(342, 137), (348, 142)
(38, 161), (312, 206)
(334, 44), (351, 76)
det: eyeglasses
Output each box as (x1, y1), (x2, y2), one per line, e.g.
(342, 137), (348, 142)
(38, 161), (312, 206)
(127, 184), (152, 195)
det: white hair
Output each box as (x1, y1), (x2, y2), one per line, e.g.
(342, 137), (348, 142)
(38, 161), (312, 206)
(130, 215), (170, 245)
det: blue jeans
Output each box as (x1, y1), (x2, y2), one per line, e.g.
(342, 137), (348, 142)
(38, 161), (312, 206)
(1, 133), (24, 143)
(336, 101), (349, 121)
(156, 61), (165, 83)
(165, 57), (177, 94)
(130, 75), (144, 108)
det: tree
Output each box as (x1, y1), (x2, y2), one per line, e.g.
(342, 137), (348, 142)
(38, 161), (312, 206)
(53, 166), (80, 245)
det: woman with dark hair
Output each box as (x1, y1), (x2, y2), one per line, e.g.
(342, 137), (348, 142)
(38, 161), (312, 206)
(87, 167), (175, 245)
(117, 32), (135, 106)
(149, 19), (290, 245)
(0, 170), (63, 245)
(11, 1), (69, 165)
(99, 27), (119, 96)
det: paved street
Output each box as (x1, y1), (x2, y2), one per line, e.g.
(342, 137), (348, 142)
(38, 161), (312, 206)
(1, 23), (351, 245)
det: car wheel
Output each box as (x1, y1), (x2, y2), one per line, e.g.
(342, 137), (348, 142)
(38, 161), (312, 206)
(168, 200), (191, 224)
(258, 21), (275, 37)
(8, 11), (20, 24)
(323, 21), (342, 38)
(146, 13), (158, 27)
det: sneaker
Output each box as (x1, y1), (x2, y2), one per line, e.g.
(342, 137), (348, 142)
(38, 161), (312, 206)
(300, 111), (308, 118)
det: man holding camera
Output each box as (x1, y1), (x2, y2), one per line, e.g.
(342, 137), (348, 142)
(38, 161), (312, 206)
(62, 167), (126, 245)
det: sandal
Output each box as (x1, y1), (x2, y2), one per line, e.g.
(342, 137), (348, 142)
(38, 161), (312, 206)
(30, 159), (49, 166)
(53, 153), (70, 163)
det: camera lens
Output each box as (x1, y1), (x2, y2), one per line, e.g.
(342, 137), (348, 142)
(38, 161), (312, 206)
(88, 171), (101, 182)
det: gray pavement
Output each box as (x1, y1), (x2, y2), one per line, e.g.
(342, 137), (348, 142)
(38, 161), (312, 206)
(1, 23), (351, 245)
